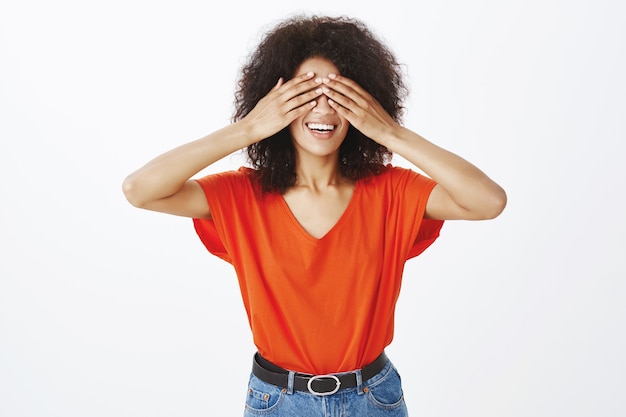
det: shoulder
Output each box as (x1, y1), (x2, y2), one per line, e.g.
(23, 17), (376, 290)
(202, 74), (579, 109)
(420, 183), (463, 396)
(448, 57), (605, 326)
(362, 164), (433, 189)
(195, 166), (258, 191)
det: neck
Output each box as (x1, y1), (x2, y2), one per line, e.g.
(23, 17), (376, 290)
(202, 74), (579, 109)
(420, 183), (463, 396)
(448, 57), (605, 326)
(294, 153), (345, 190)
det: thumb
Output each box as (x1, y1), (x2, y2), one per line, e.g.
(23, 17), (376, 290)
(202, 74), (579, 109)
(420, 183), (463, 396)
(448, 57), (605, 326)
(272, 77), (284, 91)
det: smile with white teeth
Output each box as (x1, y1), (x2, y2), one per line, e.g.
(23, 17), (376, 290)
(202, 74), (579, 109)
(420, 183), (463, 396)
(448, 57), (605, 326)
(307, 123), (335, 132)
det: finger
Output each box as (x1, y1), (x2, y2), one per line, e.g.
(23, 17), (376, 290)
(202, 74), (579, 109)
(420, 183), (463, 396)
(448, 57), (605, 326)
(323, 74), (372, 107)
(327, 97), (352, 120)
(275, 77), (324, 113)
(326, 73), (366, 94)
(322, 85), (359, 117)
(278, 71), (317, 91)
(285, 87), (324, 115)
(272, 77), (284, 91)
(288, 99), (319, 120)
(290, 80), (324, 102)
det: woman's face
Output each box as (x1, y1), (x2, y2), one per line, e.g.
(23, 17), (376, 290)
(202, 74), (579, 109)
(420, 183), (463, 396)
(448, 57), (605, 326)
(289, 57), (350, 160)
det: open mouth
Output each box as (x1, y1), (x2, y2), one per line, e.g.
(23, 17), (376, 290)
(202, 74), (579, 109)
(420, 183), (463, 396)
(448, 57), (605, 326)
(307, 123), (336, 133)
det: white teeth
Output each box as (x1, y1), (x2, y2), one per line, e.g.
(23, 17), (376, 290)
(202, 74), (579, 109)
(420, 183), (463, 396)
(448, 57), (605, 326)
(307, 123), (335, 131)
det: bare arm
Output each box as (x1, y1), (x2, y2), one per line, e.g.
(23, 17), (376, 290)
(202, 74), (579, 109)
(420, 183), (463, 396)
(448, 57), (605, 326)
(321, 74), (507, 220)
(380, 128), (507, 220)
(122, 72), (324, 218)
(122, 122), (255, 219)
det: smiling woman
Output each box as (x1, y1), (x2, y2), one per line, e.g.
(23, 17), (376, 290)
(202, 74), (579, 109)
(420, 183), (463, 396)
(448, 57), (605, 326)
(122, 14), (506, 416)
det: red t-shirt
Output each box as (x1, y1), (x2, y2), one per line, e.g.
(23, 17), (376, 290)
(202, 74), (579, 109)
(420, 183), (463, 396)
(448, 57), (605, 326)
(193, 165), (443, 374)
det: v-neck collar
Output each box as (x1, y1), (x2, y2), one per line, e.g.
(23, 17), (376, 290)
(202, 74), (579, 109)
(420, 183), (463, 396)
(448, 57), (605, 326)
(277, 180), (361, 243)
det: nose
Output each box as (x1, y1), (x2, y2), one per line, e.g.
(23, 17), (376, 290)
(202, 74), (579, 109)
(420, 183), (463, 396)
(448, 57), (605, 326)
(313, 95), (335, 114)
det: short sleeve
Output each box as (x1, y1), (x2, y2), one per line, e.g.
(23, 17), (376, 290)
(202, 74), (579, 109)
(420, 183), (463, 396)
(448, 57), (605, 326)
(191, 167), (254, 264)
(407, 218), (443, 259)
(193, 216), (230, 263)
(385, 166), (444, 260)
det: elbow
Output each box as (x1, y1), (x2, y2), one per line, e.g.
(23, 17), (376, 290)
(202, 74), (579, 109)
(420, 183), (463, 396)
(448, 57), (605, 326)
(122, 175), (147, 208)
(481, 187), (507, 220)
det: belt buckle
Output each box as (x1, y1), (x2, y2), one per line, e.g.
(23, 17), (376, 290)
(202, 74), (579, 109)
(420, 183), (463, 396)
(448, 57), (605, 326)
(307, 374), (341, 396)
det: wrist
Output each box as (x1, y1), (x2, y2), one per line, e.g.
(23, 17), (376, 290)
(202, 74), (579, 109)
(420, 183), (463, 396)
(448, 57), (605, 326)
(233, 119), (262, 147)
(378, 125), (408, 153)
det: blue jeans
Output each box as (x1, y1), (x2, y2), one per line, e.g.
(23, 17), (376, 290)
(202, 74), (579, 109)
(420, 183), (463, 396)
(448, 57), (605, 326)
(243, 357), (408, 417)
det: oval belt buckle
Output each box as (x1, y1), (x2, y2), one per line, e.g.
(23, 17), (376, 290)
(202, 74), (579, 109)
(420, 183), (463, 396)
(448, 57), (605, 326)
(307, 374), (341, 396)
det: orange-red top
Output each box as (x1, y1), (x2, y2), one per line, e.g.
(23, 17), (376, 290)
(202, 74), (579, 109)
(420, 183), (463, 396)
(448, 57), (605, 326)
(193, 165), (443, 374)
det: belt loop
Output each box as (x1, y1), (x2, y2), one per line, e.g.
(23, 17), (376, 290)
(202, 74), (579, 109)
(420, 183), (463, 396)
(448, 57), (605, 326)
(355, 369), (364, 395)
(287, 371), (295, 395)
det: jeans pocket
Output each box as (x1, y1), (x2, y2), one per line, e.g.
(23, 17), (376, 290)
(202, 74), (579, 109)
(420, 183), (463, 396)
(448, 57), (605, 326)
(244, 374), (285, 415)
(366, 365), (406, 410)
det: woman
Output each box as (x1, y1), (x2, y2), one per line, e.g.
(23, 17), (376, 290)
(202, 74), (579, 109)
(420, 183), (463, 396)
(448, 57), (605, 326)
(123, 15), (506, 417)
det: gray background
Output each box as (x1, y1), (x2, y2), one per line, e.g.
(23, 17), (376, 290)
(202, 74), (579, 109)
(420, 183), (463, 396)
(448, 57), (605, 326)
(1, 0), (624, 416)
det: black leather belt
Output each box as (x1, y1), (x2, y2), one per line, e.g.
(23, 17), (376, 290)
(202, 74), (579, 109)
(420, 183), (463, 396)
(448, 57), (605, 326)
(252, 352), (388, 396)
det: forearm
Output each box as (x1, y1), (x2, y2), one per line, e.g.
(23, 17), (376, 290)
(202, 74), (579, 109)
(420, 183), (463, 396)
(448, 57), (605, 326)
(122, 121), (254, 206)
(383, 126), (507, 218)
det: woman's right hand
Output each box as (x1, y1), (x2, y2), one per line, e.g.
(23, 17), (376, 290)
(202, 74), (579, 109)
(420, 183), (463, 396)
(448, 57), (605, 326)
(122, 72), (323, 219)
(240, 72), (324, 143)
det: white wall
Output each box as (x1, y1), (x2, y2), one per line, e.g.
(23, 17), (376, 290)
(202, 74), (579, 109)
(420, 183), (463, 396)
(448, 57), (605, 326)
(1, 1), (624, 416)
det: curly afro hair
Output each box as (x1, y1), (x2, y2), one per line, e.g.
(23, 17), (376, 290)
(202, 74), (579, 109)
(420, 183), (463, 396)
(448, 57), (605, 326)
(233, 15), (408, 194)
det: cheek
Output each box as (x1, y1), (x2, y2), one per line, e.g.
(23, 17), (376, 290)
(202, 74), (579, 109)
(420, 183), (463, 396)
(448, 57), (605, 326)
(339, 123), (351, 137)
(288, 121), (300, 137)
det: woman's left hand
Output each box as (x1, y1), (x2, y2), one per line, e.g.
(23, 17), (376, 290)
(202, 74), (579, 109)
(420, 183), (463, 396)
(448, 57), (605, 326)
(323, 74), (507, 221)
(321, 74), (399, 146)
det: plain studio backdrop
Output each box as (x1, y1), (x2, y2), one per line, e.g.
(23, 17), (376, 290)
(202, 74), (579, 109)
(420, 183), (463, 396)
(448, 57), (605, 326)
(1, 0), (624, 416)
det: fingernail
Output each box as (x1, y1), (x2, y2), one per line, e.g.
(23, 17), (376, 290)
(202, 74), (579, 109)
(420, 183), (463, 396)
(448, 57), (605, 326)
(315, 77), (322, 83)
(315, 88), (323, 94)
(307, 71), (314, 77)
(322, 87), (329, 93)
(322, 77), (330, 83)
(328, 73), (336, 79)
